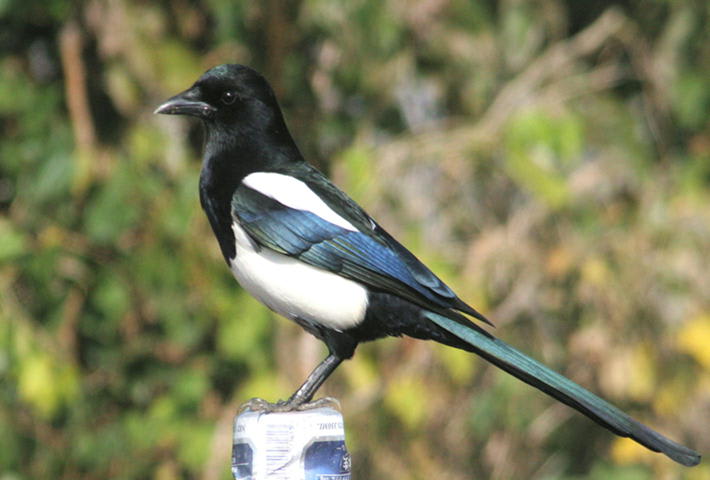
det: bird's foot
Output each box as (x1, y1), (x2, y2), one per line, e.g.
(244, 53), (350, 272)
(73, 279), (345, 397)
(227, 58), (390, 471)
(294, 396), (340, 411)
(240, 396), (340, 414)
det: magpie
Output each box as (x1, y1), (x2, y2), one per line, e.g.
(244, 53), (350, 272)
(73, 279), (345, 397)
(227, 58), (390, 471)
(155, 64), (700, 466)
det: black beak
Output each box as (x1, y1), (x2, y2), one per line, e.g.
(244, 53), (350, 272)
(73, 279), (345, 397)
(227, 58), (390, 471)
(154, 86), (216, 119)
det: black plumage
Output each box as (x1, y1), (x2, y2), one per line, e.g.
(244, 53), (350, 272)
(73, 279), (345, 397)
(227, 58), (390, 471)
(155, 64), (700, 467)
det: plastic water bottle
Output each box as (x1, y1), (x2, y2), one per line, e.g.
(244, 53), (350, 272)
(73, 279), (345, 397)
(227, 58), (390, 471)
(232, 403), (351, 480)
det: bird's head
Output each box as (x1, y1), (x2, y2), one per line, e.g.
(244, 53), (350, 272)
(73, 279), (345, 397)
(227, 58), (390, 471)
(154, 64), (281, 128)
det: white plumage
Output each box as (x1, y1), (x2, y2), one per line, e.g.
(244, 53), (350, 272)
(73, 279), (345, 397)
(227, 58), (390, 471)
(242, 172), (358, 232)
(229, 174), (369, 331)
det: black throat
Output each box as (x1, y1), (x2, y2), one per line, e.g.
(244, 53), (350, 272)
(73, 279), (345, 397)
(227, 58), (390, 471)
(198, 109), (302, 263)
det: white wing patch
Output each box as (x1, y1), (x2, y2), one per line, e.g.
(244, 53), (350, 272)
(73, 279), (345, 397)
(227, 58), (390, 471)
(242, 172), (358, 232)
(229, 222), (368, 331)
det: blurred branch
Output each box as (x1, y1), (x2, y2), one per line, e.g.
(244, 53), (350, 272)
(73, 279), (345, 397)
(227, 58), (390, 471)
(264, 0), (298, 93)
(376, 8), (628, 168)
(618, 7), (697, 158)
(482, 8), (626, 131)
(538, 62), (626, 107)
(59, 20), (97, 193)
(58, 287), (84, 364)
(201, 400), (240, 480)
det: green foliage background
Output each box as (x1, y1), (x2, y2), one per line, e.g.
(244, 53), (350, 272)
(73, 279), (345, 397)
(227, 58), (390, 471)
(1, 1), (709, 478)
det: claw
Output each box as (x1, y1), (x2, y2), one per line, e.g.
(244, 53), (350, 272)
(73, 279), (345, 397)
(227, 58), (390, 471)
(295, 396), (340, 411)
(239, 397), (281, 413)
(239, 396), (340, 414)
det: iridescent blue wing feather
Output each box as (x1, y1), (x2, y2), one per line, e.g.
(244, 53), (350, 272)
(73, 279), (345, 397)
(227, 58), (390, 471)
(232, 183), (483, 318)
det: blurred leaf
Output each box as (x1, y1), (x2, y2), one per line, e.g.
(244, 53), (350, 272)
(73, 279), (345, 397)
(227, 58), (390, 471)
(504, 109), (584, 207)
(176, 421), (213, 469)
(344, 351), (379, 392)
(627, 343), (656, 403)
(17, 352), (78, 418)
(436, 343), (476, 384)
(128, 124), (169, 167)
(0, 219), (27, 261)
(173, 368), (209, 408)
(566, 461), (651, 480)
(677, 314), (710, 369)
(581, 257), (610, 287)
(384, 374), (428, 430)
(152, 40), (202, 94)
(84, 164), (141, 243)
(654, 374), (694, 417)
(93, 274), (130, 320)
(686, 463), (710, 480)
(239, 370), (287, 403)
(672, 73), (710, 130)
(31, 151), (74, 203)
(216, 291), (270, 364)
(611, 437), (655, 467)
(106, 64), (142, 114)
(336, 144), (375, 201)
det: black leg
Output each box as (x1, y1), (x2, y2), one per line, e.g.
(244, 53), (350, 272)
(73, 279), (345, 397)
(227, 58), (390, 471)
(242, 353), (344, 413)
(286, 354), (343, 406)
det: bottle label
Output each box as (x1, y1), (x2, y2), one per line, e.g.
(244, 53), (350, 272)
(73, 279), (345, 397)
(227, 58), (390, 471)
(232, 406), (351, 480)
(304, 440), (351, 480)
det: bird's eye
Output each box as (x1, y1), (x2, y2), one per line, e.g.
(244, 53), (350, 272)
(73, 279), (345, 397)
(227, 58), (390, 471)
(221, 91), (237, 105)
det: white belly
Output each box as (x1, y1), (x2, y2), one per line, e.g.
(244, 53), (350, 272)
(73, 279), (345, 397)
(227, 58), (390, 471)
(229, 222), (369, 331)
